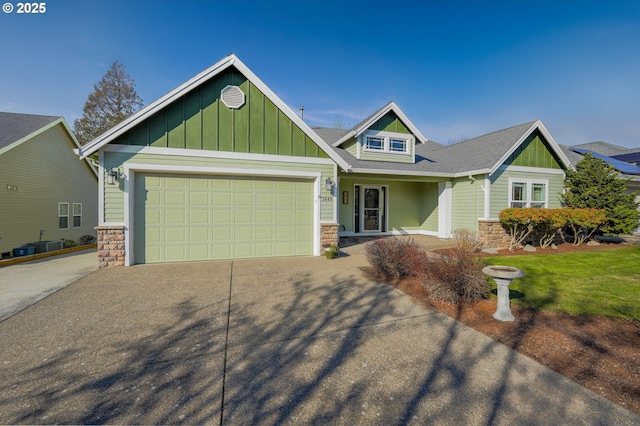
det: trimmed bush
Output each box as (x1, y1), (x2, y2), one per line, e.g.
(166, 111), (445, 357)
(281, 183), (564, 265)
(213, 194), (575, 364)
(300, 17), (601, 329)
(364, 237), (426, 278)
(62, 239), (76, 249)
(499, 207), (608, 249)
(419, 251), (488, 304)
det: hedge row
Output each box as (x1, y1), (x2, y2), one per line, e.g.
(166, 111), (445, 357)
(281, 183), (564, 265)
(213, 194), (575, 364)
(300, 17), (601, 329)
(499, 208), (608, 249)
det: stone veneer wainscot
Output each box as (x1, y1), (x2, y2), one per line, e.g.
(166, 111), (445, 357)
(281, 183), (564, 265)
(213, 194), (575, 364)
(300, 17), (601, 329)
(96, 225), (125, 267)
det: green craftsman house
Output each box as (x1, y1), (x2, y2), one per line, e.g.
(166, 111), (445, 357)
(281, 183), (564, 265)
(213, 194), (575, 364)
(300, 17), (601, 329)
(0, 113), (98, 258)
(76, 54), (572, 267)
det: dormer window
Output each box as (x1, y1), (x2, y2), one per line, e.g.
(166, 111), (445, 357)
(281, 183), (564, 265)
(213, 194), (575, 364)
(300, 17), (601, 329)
(390, 138), (407, 153)
(362, 131), (411, 155)
(365, 136), (385, 151)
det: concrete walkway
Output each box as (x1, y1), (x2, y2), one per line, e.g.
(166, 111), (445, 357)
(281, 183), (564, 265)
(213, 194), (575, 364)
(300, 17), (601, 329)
(0, 249), (97, 322)
(0, 246), (637, 424)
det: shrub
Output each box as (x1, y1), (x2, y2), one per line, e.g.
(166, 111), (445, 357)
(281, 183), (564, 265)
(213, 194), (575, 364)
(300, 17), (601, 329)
(500, 207), (608, 248)
(79, 234), (97, 245)
(563, 208), (608, 245)
(450, 228), (483, 253)
(562, 152), (640, 235)
(419, 251), (488, 304)
(365, 237), (426, 278)
(62, 239), (76, 249)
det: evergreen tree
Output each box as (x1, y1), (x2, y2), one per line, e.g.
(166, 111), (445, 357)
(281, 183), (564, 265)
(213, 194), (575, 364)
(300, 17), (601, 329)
(74, 61), (143, 145)
(562, 153), (639, 235)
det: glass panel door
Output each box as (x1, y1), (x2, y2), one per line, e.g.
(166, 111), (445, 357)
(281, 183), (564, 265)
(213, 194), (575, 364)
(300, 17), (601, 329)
(362, 187), (382, 232)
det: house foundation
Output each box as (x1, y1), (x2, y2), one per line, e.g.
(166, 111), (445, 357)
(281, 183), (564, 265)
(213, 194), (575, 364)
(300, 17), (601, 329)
(96, 225), (125, 268)
(320, 223), (339, 250)
(478, 219), (511, 250)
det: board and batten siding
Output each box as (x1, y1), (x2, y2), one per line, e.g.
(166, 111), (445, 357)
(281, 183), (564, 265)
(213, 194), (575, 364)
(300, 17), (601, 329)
(489, 168), (565, 218)
(111, 68), (328, 160)
(102, 150), (335, 223)
(0, 124), (97, 254)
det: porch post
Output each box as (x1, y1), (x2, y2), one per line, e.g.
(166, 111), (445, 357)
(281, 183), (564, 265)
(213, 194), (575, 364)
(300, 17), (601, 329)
(438, 181), (452, 238)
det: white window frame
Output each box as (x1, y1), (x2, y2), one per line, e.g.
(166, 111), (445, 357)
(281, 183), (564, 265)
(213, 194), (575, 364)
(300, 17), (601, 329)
(508, 178), (549, 208)
(362, 130), (412, 155)
(58, 202), (69, 230)
(73, 203), (82, 228)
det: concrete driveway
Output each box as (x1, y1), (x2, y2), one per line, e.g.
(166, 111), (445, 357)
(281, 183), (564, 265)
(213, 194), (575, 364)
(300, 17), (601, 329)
(0, 250), (637, 424)
(0, 249), (97, 322)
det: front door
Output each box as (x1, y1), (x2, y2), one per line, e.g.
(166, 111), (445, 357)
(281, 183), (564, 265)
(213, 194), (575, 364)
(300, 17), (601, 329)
(361, 186), (384, 232)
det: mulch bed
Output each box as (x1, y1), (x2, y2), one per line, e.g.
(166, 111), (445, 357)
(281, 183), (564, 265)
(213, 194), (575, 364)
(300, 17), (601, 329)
(367, 242), (640, 416)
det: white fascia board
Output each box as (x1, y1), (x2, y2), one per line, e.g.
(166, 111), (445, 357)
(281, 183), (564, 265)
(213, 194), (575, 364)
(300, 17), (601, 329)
(498, 164), (566, 175)
(349, 167), (455, 178)
(78, 54), (238, 159)
(354, 102), (428, 144)
(78, 54), (350, 172)
(103, 144), (336, 165)
(232, 59), (350, 171)
(332, 130), (357, 147)
(489, 120), (572, 176)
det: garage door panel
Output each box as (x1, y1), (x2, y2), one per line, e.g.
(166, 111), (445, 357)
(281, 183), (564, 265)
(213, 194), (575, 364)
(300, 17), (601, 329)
(135, 173), (314, 264)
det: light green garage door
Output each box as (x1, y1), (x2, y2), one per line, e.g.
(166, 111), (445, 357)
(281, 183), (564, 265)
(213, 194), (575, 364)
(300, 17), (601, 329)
(134, 173), (314, 264)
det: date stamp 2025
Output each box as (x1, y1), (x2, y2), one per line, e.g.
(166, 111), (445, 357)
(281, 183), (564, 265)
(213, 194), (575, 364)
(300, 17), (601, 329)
(3, 2), (47, 14)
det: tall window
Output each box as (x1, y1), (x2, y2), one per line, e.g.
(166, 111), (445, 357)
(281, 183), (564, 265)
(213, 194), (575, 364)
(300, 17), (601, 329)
(509, 180), (548, 208)
(73, 203), (82, 227)
(59, 203), (69, 229)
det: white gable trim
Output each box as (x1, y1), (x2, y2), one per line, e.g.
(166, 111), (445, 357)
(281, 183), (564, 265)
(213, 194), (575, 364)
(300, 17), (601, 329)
(77, 54), (350, 171)
(489, 120), (572, 176)
(333, 101), (428, 147)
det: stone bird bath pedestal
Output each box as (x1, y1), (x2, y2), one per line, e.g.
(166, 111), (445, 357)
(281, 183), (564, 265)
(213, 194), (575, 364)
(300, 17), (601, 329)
(482, 265), (525, 322)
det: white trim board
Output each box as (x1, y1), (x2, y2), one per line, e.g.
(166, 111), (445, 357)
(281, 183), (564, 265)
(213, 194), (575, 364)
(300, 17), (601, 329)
(103, 144), (336, 165)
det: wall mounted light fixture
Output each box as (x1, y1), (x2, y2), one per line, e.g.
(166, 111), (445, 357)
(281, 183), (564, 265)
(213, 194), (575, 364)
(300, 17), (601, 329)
(324, 177), (333, 192)
(106, 168), (119, 185)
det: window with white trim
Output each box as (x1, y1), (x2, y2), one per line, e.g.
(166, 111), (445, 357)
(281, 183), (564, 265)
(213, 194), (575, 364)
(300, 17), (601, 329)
(509, 179), (548, 208)
(59, 203), (69, 229)
(362, 130), (411, 154)
(365, 136), (384, 151)
(73, 203), (82, 227)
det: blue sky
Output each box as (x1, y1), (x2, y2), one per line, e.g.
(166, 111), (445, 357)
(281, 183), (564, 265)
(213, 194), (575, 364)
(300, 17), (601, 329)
(1, 0), (639, 147)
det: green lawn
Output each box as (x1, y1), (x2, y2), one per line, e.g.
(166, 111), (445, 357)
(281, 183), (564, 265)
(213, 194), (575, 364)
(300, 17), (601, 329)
(482, 246), (640, 320)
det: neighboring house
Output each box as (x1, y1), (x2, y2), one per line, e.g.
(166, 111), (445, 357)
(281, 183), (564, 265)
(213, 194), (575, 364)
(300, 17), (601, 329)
(563, 142), (640, 217)
(76, 54), (572, 267)
(0, 112), (98, 258)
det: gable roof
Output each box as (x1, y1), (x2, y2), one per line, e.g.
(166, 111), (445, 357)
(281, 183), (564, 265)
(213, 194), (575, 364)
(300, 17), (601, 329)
(331, 101), (428, 147)
(0, 112), (98, 177)
(432, 120), (571, 175)
(0, 112), (60, 152)
(318, 119), (571, 177)
(76, 54), (350, 170)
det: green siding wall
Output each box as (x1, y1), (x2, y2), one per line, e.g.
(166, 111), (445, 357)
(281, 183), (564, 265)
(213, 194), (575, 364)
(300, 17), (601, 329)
(103, 151), (334, 223)
(112, 68), (328, 159)
(337, 176), (439, 233)
(490, 169), (565, 218)
(370, 112), (411, 134)
(505, 132), (562, 169)
(0, 124), (98, 254)
(451, 176), (483, 231)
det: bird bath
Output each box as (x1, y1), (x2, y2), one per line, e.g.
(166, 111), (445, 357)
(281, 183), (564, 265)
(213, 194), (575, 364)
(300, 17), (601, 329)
(482, 266), (525, 322)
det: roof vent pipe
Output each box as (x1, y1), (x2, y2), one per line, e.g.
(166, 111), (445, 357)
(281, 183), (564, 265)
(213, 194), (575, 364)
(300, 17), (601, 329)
(299, 105), (304, 120)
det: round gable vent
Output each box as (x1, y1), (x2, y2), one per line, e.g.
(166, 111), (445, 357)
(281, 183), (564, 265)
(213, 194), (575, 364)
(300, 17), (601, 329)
(221, 85), (245, 109)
